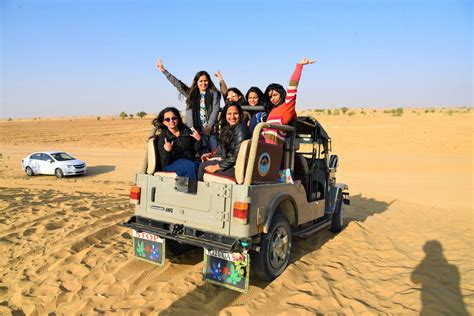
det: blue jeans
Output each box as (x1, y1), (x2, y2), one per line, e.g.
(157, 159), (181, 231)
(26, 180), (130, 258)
(164, 159), (200, 181)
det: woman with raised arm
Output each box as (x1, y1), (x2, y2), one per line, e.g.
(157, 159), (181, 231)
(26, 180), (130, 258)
(214, 70), (247, 105)
(156, 58), (220, 151)
(197, 102), (249, 181)
(153, 107), (201, 180)
(262, 57), (315, 145)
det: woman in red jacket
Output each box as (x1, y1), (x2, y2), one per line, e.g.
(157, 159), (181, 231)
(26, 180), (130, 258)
(262, 57), (315, 145)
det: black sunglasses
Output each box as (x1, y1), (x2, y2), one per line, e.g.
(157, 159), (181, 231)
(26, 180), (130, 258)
(164, 116), (178, 123)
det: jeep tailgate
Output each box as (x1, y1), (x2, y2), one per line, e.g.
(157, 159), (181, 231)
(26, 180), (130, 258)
(137, 174), (231, 235)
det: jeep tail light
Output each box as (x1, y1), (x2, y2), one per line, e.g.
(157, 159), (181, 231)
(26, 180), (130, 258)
(130, 186), (141, 205)
(233, 202), (249, 224)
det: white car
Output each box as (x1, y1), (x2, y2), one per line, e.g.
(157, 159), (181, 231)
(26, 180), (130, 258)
(21, 151), (87, 178)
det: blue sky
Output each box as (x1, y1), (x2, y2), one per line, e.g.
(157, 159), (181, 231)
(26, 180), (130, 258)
(1, 0), (472, 118)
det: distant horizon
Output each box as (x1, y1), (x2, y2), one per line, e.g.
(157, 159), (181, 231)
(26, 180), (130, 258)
(2, 105), (472, 120)
(1, 0), (472, 118)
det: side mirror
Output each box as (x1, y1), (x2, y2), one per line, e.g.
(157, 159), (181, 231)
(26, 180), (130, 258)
(329, 155), (339, 171)
(49, 159), (54, 163)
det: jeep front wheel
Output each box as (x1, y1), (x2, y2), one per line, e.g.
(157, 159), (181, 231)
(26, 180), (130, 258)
(252, 214), (292, 281)
(330, 198), (345, 233)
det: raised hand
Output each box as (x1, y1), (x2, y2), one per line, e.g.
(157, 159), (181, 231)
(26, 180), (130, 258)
(214, 70), (224, 82)
(298, 57), (316, 65)
(156, 58), (165, 72)
(191, 129), (201, 141)
(163, 138), (173, 152)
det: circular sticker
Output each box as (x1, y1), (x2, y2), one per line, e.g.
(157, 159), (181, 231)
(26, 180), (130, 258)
(257, 152), (271, 177)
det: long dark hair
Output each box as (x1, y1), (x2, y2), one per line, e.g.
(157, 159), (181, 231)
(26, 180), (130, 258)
(225, 87), (246, 106)
(218, 102), (243, 148)
(264, 83), (286, 109)
(186, 71), (219, 110)
(152, 107), (185, 132)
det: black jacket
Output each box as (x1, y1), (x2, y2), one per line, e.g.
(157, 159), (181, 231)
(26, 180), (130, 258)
(158, 126), (201, 168)
(216, 123), (249, 170)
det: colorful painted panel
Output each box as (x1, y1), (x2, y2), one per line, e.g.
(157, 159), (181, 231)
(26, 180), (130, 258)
(203, 249), (249, 293)
(132, 230), (165, 266)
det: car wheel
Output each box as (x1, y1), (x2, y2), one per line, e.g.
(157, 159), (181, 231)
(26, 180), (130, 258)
(55, 168), (64, 178)
(330, 197), (345, 233)
(251, 214), (292, 281)
(25, 166), (34, 176)
(166, 239), (196, 256)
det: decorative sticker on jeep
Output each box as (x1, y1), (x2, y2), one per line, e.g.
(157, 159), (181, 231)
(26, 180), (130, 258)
(203, 248), (249, 293)
(257, 152), (271, 177)
(132, 230), (165, 266)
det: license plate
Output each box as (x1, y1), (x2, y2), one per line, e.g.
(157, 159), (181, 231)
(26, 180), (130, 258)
(132, 230), (165, 266)
(203, 248), (250, 293)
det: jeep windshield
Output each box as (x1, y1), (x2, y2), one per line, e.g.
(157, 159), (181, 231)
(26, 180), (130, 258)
(51, 152), (75, 161)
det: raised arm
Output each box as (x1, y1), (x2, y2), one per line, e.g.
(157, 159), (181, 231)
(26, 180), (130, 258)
(214, 70), (228, 97)
(156, 58), (190, 96)
(285, 57), (316, 105)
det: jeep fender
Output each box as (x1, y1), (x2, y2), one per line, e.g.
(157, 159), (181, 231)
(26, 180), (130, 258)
(328, 183), (348, 214)
(263, 193), (298, 234)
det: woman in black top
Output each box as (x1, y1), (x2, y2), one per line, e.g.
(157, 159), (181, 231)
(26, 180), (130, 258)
(198, 102), (249, 181)
(153, 107), (201, 180)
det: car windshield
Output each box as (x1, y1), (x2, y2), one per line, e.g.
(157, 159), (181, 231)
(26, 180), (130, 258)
(51, 152), (75, 161)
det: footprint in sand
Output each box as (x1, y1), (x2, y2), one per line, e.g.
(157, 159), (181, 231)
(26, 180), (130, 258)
(23, 227), (37, 236)
(45, 221), (66, 231)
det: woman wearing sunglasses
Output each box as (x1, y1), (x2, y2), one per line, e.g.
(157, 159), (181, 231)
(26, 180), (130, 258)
(214, 71), (266, 136)
(153, 107), (202, 180)
(156, 58), (221, 152)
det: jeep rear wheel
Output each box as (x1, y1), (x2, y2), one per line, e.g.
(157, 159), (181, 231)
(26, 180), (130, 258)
(25, 167), (34, 176)
(55, 168), (64, 178)
(252, 214), (292, 281)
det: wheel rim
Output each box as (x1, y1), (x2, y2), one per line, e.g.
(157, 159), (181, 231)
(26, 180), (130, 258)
(26, 168), (32, 176)
(269, 226), (289, 269)
(56, 169), (62, 177)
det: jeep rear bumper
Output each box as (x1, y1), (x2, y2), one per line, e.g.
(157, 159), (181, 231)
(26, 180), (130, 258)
(123, 216), (248, 252)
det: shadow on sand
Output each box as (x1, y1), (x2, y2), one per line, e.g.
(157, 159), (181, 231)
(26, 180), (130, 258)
(290, 193), (394, 264)
(86, 165), (115, 176)
(411, 240), (469, 315)
(160, 194), (393, 314)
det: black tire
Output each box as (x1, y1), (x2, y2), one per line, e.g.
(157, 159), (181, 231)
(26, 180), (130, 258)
(55, 168), (64, 178)
(251, 214), (292, 281)
(25, 167), (34, 176)
(166, 239), (195, 256)
(330, 197), (345, 233)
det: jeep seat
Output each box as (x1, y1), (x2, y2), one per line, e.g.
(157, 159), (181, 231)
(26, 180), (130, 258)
(146, 137), (177, 177)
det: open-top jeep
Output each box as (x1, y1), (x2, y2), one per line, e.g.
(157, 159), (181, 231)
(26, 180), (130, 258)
(124, 114), (349, 292)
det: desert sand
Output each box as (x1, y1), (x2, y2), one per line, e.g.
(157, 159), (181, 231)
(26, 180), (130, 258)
(0, 109), (472, 315)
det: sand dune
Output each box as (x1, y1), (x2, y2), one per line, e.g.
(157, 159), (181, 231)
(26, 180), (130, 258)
(0, 110), (472, 315)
